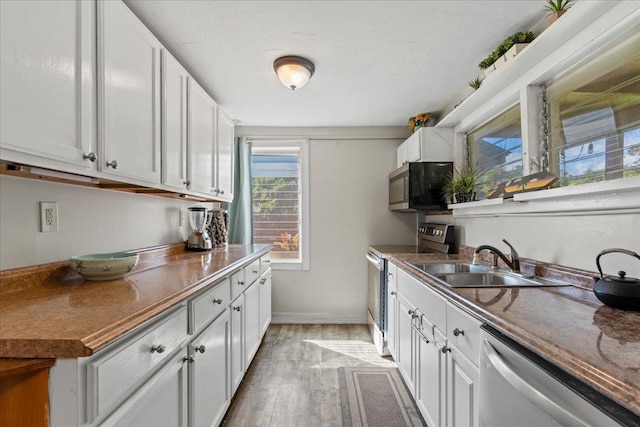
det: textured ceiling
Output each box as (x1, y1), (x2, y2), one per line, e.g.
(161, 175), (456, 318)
(124, 1), (545, 127)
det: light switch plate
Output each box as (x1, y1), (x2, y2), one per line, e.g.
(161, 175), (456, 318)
(40, 202), (58, 232)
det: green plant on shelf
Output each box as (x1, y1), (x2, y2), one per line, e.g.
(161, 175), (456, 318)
(478, 31), (536, 70)
(545, 0), (572, 14)
(469, 77), (482, 90)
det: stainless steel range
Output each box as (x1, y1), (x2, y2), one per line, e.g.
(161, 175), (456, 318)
(367, 223), (455, 355)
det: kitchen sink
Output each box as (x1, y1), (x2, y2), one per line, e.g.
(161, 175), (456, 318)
(407, 261), (490, 275)
(435, 272), (570, 288)
(406, 260), (570, 288)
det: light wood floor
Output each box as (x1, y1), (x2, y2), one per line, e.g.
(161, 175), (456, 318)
(222, 324), (396, 427)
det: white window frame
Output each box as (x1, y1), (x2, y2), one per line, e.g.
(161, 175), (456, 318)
(441, 1), (640, 216)
(251, 139), (310, 271)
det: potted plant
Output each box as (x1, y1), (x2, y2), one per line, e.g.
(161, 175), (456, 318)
(545, 0), (572, 26)
(443, 164), (480, 204)
(478, 31), (536, 76)
(469, 77), (483, 91)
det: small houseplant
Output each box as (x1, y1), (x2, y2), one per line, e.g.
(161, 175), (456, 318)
(478, 31), (536, 74)
(545, 0), (572, 26)
(443, 164), (480, 204)
(469, 77), (483, 90)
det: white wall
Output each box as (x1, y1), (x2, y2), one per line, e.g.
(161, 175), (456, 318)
(425, 212), (640, 279)
(0, 175), (194, 269)
(237, 126), (416, 323)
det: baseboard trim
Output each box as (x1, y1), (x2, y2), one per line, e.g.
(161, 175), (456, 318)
(272, 312), (367, 324)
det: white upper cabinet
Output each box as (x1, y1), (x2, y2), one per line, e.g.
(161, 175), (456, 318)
(216, 109), (235, 201)
(161, 49), (189, 190)
(396, 127), (454, 168)
(98, 0), (161, 183)
(0, 0), (96, 171)
(187, 78), (217, 195)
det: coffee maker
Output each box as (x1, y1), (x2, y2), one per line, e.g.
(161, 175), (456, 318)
(186, 206), (213, 251)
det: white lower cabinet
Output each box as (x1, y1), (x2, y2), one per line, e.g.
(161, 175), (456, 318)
(387, 262), (398, 359)
(230, 294), (245, 394)
(100, 349), (189, 427)
(417, 327), (447, 427)
(243, 281), (261, 368)
(446, 344), (479, 427)
(189, 309), (230, 427)
(396, 293), (415, 393)
(259, 269), (272, 338)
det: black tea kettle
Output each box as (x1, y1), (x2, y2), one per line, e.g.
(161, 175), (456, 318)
(593, 248), (640, 311)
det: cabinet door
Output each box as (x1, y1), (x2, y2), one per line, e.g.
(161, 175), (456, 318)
(397, 142), (408, 168)
(216, 109), (235, 201)
(417, 328), (446, 427)
(386, 263), (398, 359)
(98, 0), (161, 183)
(397, 293), (415, 395)
(189, 310), (230, 427)
(447, 345), (479, 427)
(259, 270), (272, 338)
(0, 0), (96, 170)
(100, 350), (188, 427)
(188, 77), (217, 195)
(406, 132), (421, 163)
(244, 282), (261, 368)
(161, 49), (188, 190)
(230, 295), (245, 394)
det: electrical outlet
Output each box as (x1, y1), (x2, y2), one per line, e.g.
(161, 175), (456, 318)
(179, 209), (185, 227)
(40, 202), (58, 232)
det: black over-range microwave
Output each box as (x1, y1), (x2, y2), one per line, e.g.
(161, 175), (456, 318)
(389, 162), (452, 212)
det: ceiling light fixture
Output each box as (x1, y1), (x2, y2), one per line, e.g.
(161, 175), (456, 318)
(273, 56), (315, 91)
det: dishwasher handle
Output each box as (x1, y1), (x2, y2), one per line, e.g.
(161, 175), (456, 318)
(482, 339), (591, 427)
(366, 253), (382, 270)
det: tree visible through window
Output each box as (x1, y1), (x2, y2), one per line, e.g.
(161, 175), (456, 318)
(251, 150), (301, 262)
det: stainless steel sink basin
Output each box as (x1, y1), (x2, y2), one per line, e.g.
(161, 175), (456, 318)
(435, 272), (570, 288)
(407, 261), (490, 275)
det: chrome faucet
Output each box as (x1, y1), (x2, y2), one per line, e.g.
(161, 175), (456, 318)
(472, 239), (520, 272)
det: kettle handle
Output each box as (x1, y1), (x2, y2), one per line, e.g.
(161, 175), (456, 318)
(595, 248), (640, 278)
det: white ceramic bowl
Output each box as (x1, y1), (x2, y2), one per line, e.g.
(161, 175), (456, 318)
(70, 252), (140, 281)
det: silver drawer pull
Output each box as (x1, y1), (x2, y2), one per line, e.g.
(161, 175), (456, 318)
(453, 328), (465, 337)
(150, 344), (166, 354)
(237, 280), (245, 286)
(233, 306), (241, 312)
(212, 298), (223, 305)
(83, 152), (97, 162)
(260, 278), (267, 285)
(441, 346), (451, 354)
(194, 345), (206, 353)
(183, 355), (195, 363)
(106, 160), (119, 169)
(387, 272), (393, 277)
(263, 260), (271, 264)
(252, 269), (259, 274)
(390, 291), (397, 296)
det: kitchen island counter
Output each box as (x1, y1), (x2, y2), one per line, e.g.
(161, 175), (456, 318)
(386, 249), (640, 420)
(0, 244), (270, 359)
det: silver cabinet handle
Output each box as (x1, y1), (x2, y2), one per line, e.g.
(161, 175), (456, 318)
(183, 180), (190, 186)
(387, 272), (393, 277)
(150, 344), (166, 353)
(260, 278), (267, 285)
(237, 281), (245, 286)
(183, 355), (195, 363)
(263, 260), (271, 264)
(252, 269), (259, 274)
(233, 306), (241, 311)
(441, 346), (451, 354)
(219, 190), (225, 195)
(390, 291), (397, 296)
(83, 152), (97, 162)
(194, 345), (206, 353)
(408, 309), (419, 319)
(453, 328), (465, 337)
(408, 309), (415, 315)
(212, 298), (223, 305)
(106, 160), (118, 169)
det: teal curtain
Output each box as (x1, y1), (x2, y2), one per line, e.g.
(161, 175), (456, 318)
(229, 137), (253, 244)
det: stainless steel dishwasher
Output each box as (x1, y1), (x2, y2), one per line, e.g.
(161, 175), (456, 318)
(479, 325), (638, 427)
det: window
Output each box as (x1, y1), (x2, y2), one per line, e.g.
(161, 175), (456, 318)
(251, 140), (309, 270)
(467, 105), (523, 197)
(547, 28), (640, 186)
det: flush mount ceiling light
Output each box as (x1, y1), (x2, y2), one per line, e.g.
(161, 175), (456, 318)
(273, 56), (315, 91)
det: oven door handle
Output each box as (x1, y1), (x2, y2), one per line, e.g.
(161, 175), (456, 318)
(482, 340), (590, 427)
(366, 253), (382, 270)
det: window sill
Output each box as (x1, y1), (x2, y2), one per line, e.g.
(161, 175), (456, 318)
(270, 261), (310, 271)
(449, 176), (640, 217)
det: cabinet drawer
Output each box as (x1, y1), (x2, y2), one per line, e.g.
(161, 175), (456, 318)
(397, 268), (446, 332)
(260, 252), (271, 273)
(86, 305), (187, 422)
(246, 259), (261, 285)
(446, 302), (482, 365)
(231, 269), (246, 301)
(190, 278), (230, 334)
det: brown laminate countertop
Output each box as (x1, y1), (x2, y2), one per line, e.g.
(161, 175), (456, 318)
(0, 244), (270, 359)
(384, 250), (640, 419)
